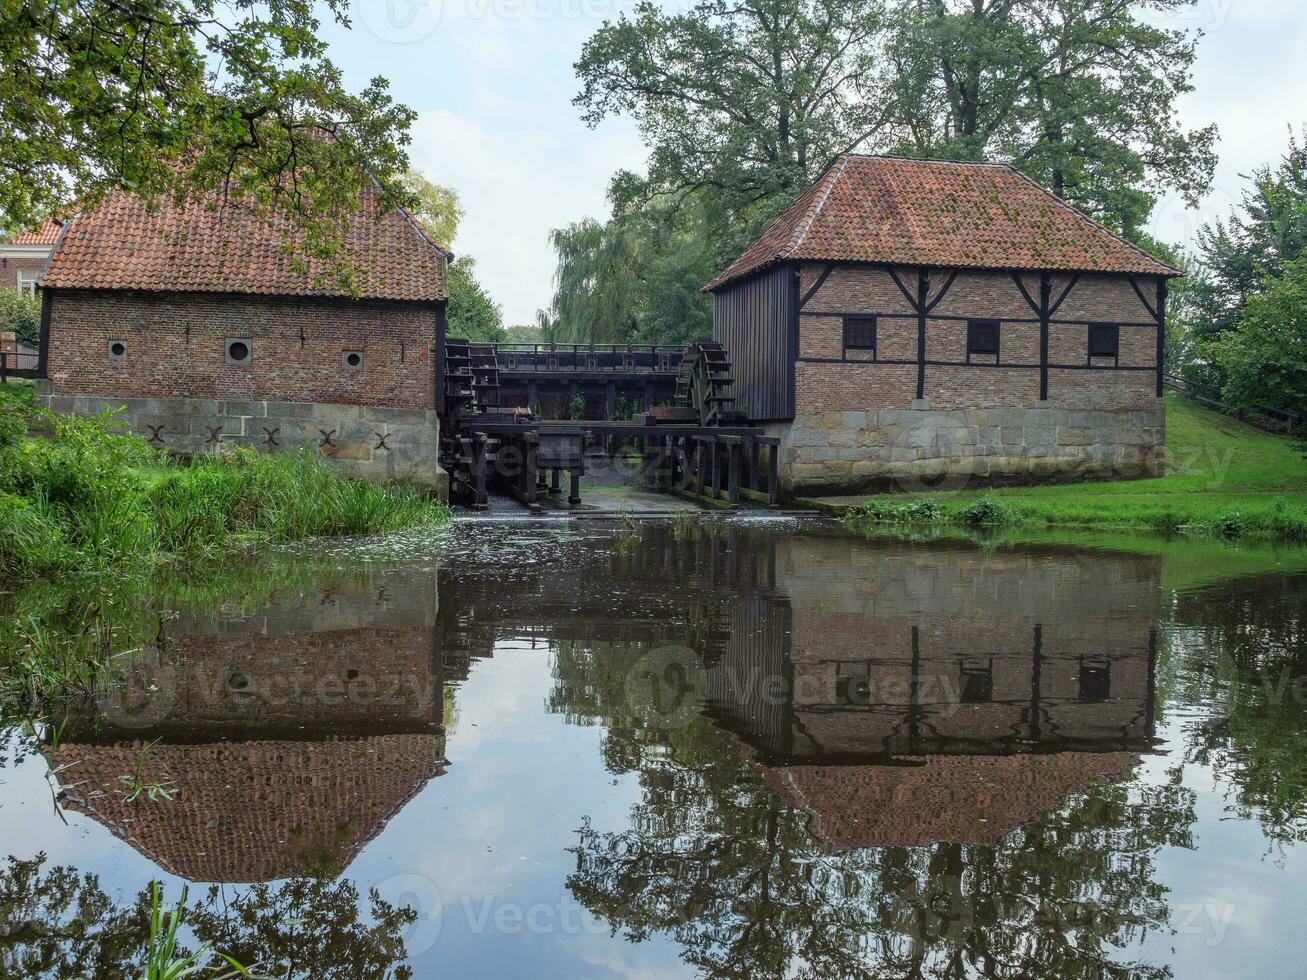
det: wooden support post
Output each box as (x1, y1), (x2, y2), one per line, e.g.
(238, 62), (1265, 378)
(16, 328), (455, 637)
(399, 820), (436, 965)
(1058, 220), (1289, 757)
(644, 381), (654, 411)
(550, 468), (561, 494)
(709, 437), (721, 499)
(694, 438), (706, 495)
(471, 435), (488, 509)
(522, 436), (539, 505)
(749, 438), (761, 491)
(766, 443), (778, 506)
(722, 436), (741, 504)
(568, 469), (582, 506)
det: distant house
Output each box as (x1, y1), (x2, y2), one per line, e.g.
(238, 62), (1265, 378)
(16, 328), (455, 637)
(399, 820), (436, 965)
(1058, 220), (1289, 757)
(36, 184), (451, 492)
(0, 218), (61, 297)
(708, 155), (1180, 494)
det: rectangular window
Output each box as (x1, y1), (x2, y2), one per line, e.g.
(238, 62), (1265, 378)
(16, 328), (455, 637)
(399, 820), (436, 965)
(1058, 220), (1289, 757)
(842, 315), (876, 354)
(967, 319), (1000, 358)
(1088, 323), (1120, 359)
(15, 271), (38, 298)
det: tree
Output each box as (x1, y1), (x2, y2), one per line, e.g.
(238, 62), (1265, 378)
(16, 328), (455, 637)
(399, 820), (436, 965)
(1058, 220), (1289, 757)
(1190, 129), (1307, 340)
(0, 290), (40, 347)
(886, 0), (1217, 236)
(446, 256), (504, 343)
(575, 0), (892, 220)
(399, 170), (464, 248)
(0, 1), (415, 271)
(1204, 254), (1307, 419)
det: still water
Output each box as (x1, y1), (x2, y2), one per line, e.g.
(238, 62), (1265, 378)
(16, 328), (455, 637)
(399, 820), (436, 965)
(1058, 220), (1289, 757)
(3, 518), (1307, 978)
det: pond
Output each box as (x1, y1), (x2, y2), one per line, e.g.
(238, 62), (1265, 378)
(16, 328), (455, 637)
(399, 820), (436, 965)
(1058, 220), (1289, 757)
(2, 517), (1307, 978)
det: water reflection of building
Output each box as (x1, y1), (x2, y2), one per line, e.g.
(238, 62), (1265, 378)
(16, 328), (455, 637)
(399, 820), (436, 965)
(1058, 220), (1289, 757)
(47, 573), (456, 883)
(436, 524), (1161, 851)
(701, 533), (1160, 849)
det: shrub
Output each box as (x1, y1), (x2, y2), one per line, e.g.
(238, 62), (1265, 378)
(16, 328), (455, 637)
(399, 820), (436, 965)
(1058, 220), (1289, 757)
(959, 498), (1009, 526)
(0, 290), (40, 347)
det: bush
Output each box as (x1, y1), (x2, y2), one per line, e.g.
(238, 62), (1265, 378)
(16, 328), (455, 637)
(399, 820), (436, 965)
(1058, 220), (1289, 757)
(0, 400), (449, 579)
(959, 498), (1009, 526)
(0, 290), (40, 347)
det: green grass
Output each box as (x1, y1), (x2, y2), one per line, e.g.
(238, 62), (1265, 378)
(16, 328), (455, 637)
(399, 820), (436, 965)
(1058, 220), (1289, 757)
(0, 388), (450, 579)
(841, 396), (1307, 542)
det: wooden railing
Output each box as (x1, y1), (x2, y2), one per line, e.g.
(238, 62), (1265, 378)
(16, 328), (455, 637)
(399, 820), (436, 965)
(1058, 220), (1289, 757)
(1163, 372), (1299, 435)
(496, 343), (684, 374)
(0, 350), (39, 382)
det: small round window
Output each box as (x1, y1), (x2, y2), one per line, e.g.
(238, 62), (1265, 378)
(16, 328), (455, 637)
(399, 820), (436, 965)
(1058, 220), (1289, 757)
(225, 339), (251, 365)
(108, 340), (127, 359)
(343, 351), (364, 370)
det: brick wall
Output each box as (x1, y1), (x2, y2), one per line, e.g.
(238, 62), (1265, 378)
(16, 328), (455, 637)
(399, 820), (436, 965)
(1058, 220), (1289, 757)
(794, 264), (1162, 414)
(771, 263), (1167, 492)
(44, 288), (439, 411)
(0, 256), (48, 292)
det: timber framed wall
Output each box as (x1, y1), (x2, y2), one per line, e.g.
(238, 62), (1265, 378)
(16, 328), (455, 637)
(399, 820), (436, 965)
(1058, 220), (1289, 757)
(712, 263), (796, 422)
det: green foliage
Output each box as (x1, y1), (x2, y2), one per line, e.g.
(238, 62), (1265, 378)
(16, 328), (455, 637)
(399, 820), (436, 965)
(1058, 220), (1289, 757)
(560, 0), (1212, 344)
(1190, 130), (1307, 342)
(399, 170), (463, 247)
(0, 1), (416, 283)
(1203, 253), (1307, 420)
(843, 398), (1307, 543)
(0, 398), (448, 579)
(445, 256), (505, 343)
(887, 0), (1216, 235)
(0, 289), (40, 347)
(0, 855), (414, 978)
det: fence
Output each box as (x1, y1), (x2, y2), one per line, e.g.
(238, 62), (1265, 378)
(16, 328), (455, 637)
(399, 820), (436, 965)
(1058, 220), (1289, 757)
(1163, 372), (1299, 436)
(497, 344), (684, 374)
(0, 350), (39, 382)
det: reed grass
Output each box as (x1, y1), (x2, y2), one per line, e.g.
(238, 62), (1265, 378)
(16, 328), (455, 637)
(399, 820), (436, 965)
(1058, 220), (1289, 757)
(0, 388), (449, 578)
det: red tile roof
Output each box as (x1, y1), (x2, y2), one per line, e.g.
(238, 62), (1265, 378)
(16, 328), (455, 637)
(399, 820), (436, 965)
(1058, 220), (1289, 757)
(3, 218), (62, 246)
(706, 155), (1179, 291)
(42, 182), (449, 302)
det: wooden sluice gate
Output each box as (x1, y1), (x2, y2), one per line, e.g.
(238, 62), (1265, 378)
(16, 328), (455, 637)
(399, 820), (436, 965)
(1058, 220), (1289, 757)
(440, 338), (779, 510)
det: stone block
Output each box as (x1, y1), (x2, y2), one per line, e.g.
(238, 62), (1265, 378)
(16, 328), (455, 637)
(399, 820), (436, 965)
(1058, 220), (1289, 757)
(328, 440), (372, 461)
(220, 400), (268, 420)
(856, 427), (888, 447)
(840, 411), (867, 428)
(828, 428), (858, 448)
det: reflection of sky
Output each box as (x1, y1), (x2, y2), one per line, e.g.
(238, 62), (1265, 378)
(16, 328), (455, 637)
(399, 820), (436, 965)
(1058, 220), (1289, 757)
(4, 573), (1307, 977)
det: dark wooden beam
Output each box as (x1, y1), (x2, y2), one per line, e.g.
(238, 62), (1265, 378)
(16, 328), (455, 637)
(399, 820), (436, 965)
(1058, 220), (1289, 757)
(1128, 275), (1160, 320)
(797, 263), (835, 310)
(1039, 273), (1052, 401)
(916, 269), (929, 400)
(37, 288), (52, 380)
(1047, 273), (1081, 318)
(923, 270), (958, 313)
(1155, 278), (1168, 398)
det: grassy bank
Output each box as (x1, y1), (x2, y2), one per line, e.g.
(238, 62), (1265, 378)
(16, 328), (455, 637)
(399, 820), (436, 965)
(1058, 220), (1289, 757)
(839, 396), (1307, 542)
(0, 386), (449, 578)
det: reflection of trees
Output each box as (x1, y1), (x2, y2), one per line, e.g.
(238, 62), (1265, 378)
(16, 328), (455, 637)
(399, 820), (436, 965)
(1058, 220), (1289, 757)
(1165, 574), (1307, 845)
(0, 854), (414, 979)
(552, 639), (1196, 979)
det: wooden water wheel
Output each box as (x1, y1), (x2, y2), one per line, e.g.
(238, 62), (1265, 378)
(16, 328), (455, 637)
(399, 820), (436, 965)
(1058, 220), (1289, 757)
(676, 341), (739, 425)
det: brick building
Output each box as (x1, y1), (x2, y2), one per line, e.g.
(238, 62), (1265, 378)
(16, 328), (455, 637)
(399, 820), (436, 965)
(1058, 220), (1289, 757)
(0, 217), (60, 295)
(708, 155), (1180, 494)
(35, 184), (451, 491)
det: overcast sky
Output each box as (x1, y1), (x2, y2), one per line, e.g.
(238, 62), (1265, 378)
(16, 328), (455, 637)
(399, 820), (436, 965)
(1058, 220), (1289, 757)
(323, 0), (1307, 324)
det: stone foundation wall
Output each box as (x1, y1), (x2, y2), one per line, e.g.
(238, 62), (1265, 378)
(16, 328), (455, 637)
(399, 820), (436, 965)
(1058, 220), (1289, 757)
(768, 402), (1165, 495)
(36, 382), (447, 496)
